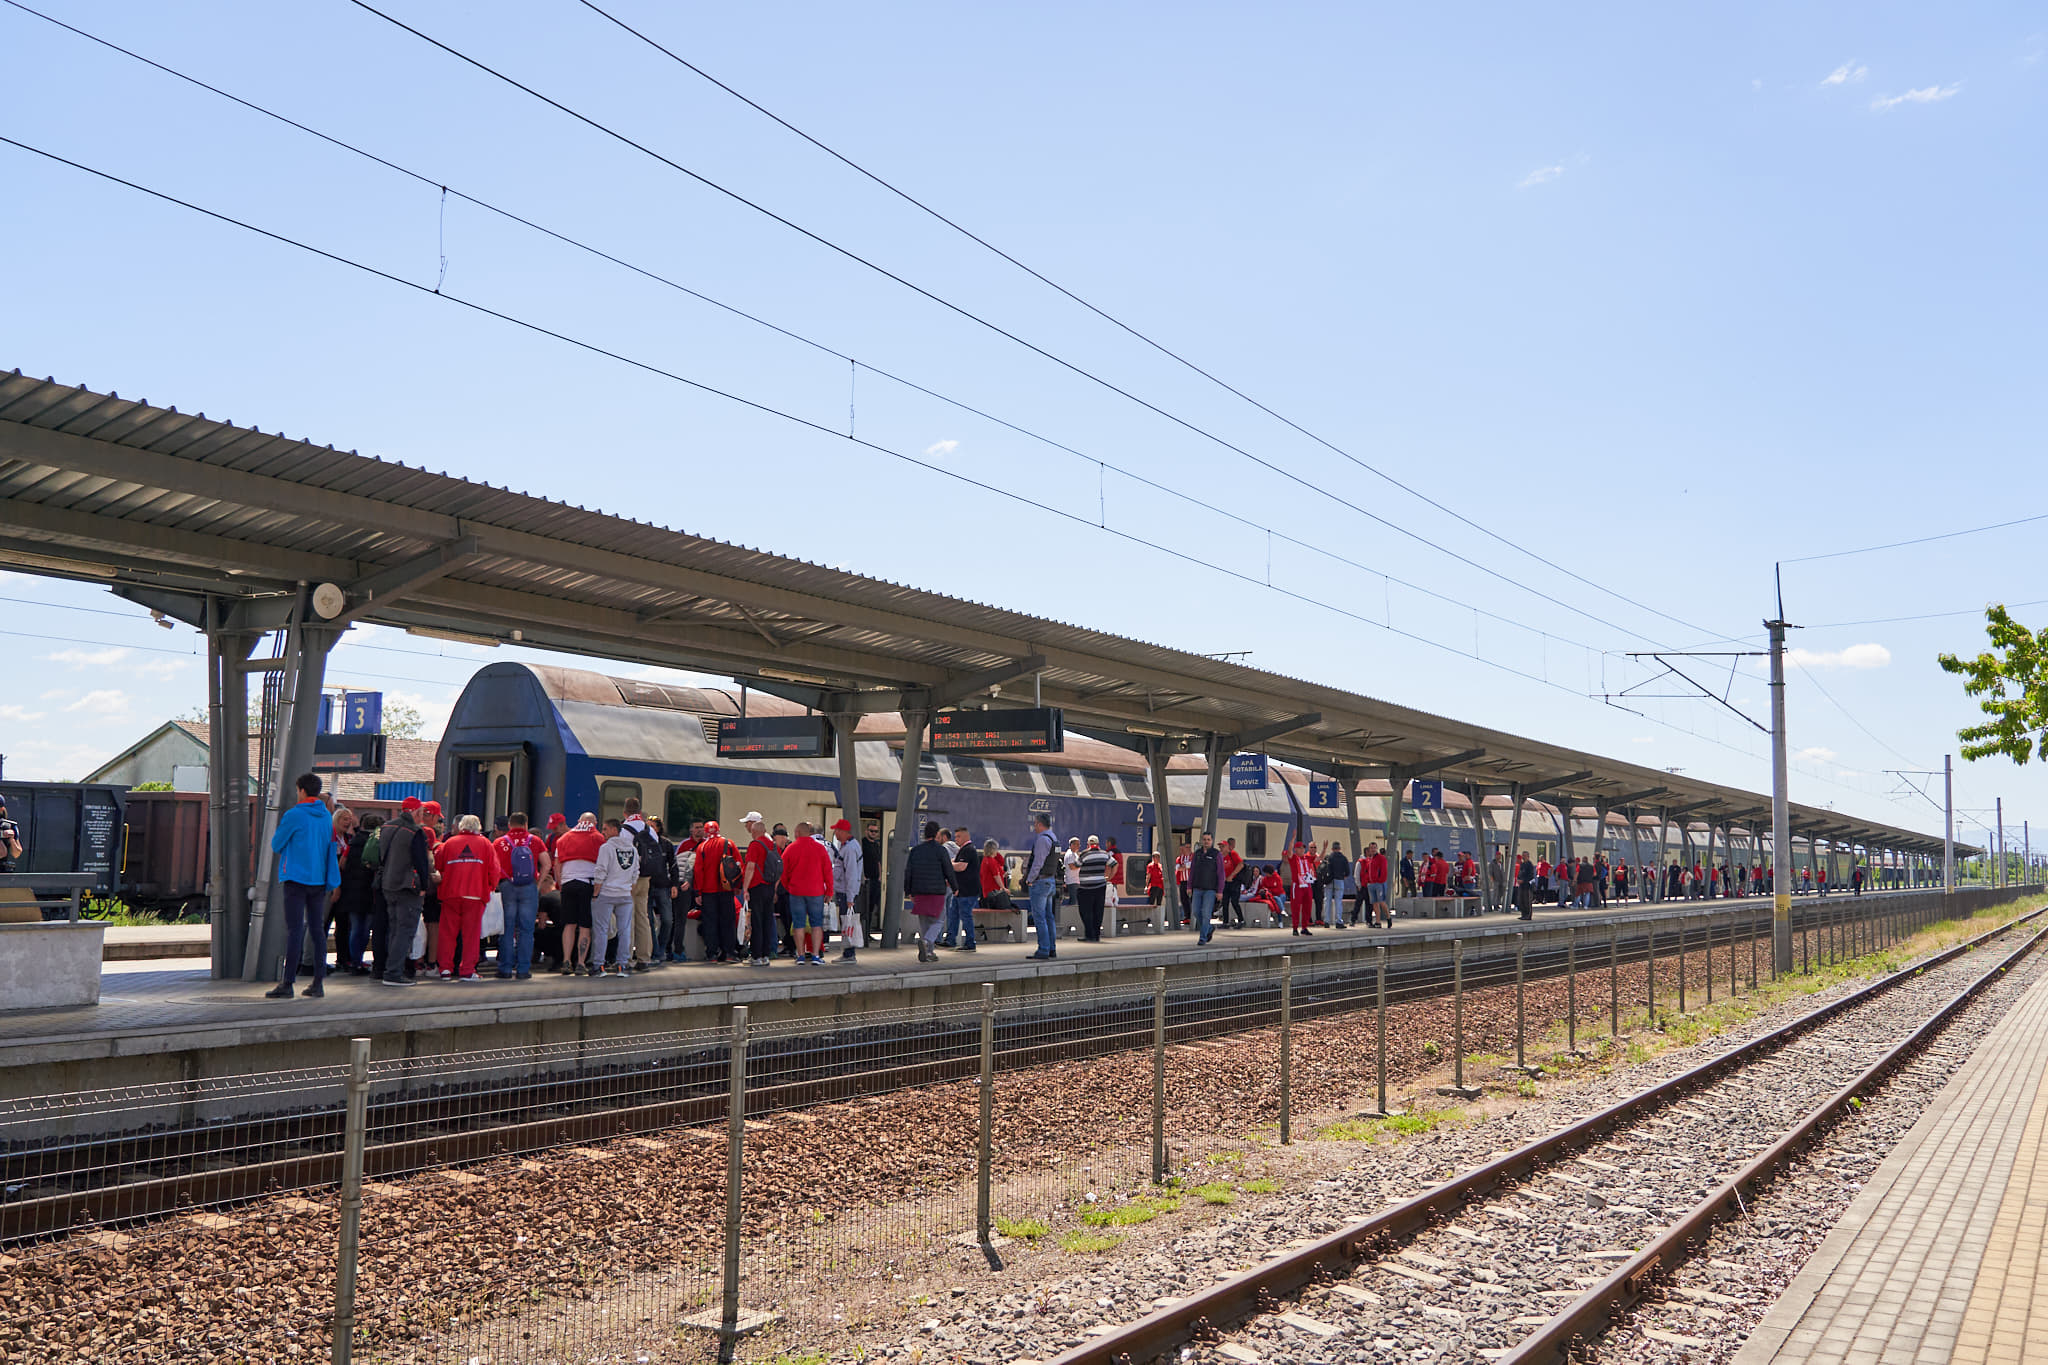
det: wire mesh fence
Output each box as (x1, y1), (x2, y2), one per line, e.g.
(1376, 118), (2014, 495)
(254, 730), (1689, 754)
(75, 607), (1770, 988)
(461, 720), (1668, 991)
(0, 884), (2034, 1362)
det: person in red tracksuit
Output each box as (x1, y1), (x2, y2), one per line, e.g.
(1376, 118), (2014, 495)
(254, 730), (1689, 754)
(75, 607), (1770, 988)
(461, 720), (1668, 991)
(1287, 842), (1319, 936)
(433, 814), (504, 981)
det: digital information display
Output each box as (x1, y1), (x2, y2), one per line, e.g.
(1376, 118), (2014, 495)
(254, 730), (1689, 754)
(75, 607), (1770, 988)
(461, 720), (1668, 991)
(928, 707), (1065, 754)
(313, 733), (387, 772)
(717, 715), (836, 759)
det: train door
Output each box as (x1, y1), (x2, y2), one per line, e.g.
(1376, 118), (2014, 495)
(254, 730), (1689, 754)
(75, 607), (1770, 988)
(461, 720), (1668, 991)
(451, 747), (529, 826)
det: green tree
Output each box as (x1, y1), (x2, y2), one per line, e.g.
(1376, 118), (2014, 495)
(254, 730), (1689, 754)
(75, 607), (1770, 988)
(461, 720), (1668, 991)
(380, 699), (427, 740)
(1938, 605), (2048, 763)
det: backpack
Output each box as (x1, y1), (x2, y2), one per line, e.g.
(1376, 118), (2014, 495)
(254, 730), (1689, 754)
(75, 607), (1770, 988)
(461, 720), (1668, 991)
(676, 847), (696, 885)
(759, 841), (784, 886)
(716, 840), (743, 892)
(505, 835), (538, 888)
(1234, 862), (1255, 890)
(629, 820), (660, 875)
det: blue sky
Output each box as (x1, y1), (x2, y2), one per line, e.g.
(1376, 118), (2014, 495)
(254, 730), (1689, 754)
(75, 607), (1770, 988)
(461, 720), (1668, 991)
(4, 1), (2043, 851)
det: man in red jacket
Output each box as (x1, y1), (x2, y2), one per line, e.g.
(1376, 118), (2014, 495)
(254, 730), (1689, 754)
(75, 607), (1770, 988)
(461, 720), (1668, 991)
(693, 819), (742, 965)
(433, 814), (504, 981)
(1287, 842), (1319, 936)
(780, 820), (834, 965)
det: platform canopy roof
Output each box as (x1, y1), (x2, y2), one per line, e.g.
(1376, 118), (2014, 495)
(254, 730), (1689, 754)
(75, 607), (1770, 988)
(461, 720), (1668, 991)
(0, 370), (1964, 857)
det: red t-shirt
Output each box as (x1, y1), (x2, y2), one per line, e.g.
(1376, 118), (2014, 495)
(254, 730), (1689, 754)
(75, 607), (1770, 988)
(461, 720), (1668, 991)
(743, 837), (775, 891)
(1222, 849), (1243, 879)
(1145, 861), (1164, 890)
(495, 830), (547, 879)
(1288, 851), (1318, 886)
(780, 835), (833, 896)
(693, 836), (736, 893)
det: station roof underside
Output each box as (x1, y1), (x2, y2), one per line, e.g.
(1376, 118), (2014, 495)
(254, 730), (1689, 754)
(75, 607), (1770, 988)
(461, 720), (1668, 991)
(0, 371), (1963, 857)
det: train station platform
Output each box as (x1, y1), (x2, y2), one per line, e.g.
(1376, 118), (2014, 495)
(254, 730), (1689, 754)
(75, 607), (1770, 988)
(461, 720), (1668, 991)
(0, 888), (1958, 1105)
(1735, 962), (2048, 1364)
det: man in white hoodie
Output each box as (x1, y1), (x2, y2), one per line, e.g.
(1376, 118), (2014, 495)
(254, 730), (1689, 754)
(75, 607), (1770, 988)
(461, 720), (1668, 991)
(591, 817), (640, 977)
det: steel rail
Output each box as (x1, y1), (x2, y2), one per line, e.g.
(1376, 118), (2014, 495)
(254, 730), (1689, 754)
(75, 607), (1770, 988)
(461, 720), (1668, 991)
(1039, 904), (2046, 1365)
(1508, 916), (2048, 1364)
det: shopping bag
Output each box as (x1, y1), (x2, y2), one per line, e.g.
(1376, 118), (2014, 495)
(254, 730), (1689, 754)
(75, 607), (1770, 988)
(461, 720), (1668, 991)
(841, 912), (865, 949)
(824, 897), (840, 931)
(410, 916), (427, 961)
(480, 892), (504, 939)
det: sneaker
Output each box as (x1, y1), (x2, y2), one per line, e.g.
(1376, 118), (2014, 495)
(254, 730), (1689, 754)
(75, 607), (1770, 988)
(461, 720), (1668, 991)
(495, 971), (515, 980)
(459, 974), (479, 983)
(839, 950), (857, 962)
(438, 970), (453, 981)
(960, 944), (976, 953)
(264, 982), (294, 999)
(617, 967), (632, 978)
(516, 970), (531, 980)
(379, 975), (415, 987)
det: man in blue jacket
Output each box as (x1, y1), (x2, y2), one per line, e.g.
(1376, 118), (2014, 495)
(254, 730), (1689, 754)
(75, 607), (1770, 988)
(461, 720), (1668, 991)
(267, 773), (340, 1000)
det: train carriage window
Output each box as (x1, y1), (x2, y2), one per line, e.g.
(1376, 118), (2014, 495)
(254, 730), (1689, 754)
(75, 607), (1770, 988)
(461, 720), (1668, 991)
(994, 761), (1036, 792)
(1082, 770), (1115, 799)
(1245, 823), (1267, 858)
(952, 757), (991, 788)
(599, 781), (641, 825)
(664, 786), (719, 832)
(1114, 774), (1151, 802)
(1042, 768), (1077, 795)
(893, 747), (942, 784)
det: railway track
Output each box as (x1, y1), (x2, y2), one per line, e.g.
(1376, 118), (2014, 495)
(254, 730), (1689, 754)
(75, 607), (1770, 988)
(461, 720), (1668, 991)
(0, 893), (1972, 1243)
(1040, 904), (2048, 1365)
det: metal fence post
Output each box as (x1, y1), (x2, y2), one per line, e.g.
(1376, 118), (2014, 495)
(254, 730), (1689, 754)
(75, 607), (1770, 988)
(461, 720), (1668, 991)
(1646, 919), (1658, 1028)
(1729, 911), (1737, 998)
(977, 982), (994, 1250)
(1152, 967), (1168, 1177)
(1278, 956), (1293, 1144)
(1609, 922), (1619, 1038)
(1438, 940), (1479, 1099)
(1677, 917), (1688, 1015)
(1750, 903), (1760, 988)
(1566, 926), (1579, 1057)
(1705, 914), (1714, 1006)
(1514, 933), (1527, 1070)
(1373, 945), (1389, 1117)
(331, 1037), (369, 1365)
(720, 1005), (748, 1365)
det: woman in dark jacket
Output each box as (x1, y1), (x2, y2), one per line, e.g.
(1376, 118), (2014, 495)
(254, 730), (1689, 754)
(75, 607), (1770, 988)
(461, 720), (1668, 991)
(905, 821), (954, 963)
(337, 814), (381, 975)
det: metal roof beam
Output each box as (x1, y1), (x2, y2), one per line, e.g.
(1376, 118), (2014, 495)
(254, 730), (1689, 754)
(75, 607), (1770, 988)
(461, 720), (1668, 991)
(1511, 770), (1594, 799)
(331, 536), (483, 628)
(1390, 749), (1488, 782)
(930, 654), (1048, 710)
(1221, 712), (1323, 753)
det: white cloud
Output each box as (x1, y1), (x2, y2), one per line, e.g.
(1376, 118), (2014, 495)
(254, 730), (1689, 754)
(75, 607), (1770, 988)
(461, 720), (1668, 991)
(63, 688), (131, 717)
(1871, 84), (1961, 111)
(1788, 642), (1892, 670)
(131, 656), (195, 680)
(1518, 165), (1564, 190)
(1629, 736), (1654, 744)
(924, 439), (959, 457)
(384, 689), (452, 742)
(0, 704), (46, 723)
(40, 688), (68, 701)
(47, 646), (129, 667)
(1821, 61), (1868, 86)
(1796, 746), (1839, 763)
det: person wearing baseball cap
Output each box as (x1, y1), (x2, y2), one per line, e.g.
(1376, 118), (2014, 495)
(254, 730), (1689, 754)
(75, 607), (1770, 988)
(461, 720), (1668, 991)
(692, 818), (741, 963)
(740, 813), (775, 967)
(828, 820), (863, 962)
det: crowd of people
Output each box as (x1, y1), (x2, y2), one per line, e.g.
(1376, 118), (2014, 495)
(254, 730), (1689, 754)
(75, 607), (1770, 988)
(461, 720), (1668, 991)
(259, 771), (1886, 998)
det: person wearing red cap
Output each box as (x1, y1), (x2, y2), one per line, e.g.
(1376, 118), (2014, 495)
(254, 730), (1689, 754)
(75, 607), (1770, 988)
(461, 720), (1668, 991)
(1286, 841), (1318, 936)
(828, 819), (863, 962)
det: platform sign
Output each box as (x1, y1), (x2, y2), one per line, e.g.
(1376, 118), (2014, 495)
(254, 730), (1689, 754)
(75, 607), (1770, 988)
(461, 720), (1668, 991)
(1309, 779), (1340, 809)
(716, 715), (836, 759)
(314, 733), (387, 772)
(342, 691), (383, 735)
(928, 707), (1064, 754)
(1409, 779), (1445, 810)
(1228, 753), (1268, 790)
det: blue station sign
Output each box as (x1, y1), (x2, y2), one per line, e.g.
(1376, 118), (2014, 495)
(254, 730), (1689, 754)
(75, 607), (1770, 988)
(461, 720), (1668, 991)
(1409, 779), (1445, 810)
(1228, 753), (1269, 790)
(1309, 779), (1340, 809)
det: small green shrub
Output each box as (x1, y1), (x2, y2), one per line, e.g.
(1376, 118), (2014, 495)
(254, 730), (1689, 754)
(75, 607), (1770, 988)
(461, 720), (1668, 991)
(994, 1215), (1049, 1241)
(1059, 1230), (1125, 1253)
(1241, 1177), (1281, 1194)
(1421, 1040), (1443, 1061)
(1191, 1182), (1236, 1205)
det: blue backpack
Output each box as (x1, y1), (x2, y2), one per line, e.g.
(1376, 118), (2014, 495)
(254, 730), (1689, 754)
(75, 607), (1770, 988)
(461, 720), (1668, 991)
(505, 836), (538, 888)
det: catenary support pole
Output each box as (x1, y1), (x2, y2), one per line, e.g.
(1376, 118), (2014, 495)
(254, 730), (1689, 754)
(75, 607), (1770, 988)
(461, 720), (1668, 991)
(720, 1006), (748, 1365)
(1770, 615), (1794, 974)
(332, 1037), (370, 1365)
(1609, 921), (1620, 1038)
(1279, 956), (1293, 1143)
(1513, 932), (1529, 1072)
(1646, 917), (1658, 1027)
(1678, 916), (1688, 1015)
(1567, 925), (1580, 1057)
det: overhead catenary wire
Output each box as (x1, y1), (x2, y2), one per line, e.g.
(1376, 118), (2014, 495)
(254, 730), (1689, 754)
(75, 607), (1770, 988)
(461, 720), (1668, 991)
(2, 132), (1818, 783)
(328, 0), (1725, 655)
(570, 0), (1755, 653)
(1783, 511), (2048, 566)
(0, 0), (1631, 666)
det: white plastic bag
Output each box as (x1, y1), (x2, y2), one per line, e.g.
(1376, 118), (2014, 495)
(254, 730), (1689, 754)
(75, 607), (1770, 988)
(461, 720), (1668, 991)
(823, 897), (840, 931)
(841, 911), (865, 950)
(410, 916), (427, 961)
(480, 891), (504, 939)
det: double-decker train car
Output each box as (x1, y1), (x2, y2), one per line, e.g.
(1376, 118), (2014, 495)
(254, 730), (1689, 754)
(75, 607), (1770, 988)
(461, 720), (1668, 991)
(431, 664), (1594, 891)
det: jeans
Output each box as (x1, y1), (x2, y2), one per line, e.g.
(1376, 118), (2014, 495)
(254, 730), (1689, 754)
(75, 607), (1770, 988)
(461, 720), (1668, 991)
(278, 881), (329, 984)
(1322, 884), (1344, 925)
(1028, 876), (1057, 956)
(649, 884), (674, 959)
(346, 894), (375, 967)
(1222, 881), (1243, 925)
(943, 892), (978, 947)
(381, 891), (422, 982)
(498, 882), (539, 975)
(591, 895), (632, 968)
(1190, 888), (1216, 940)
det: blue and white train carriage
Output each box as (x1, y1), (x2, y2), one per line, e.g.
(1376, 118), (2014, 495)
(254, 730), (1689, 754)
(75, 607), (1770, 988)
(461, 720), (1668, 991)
(433, 663), (1541, 883)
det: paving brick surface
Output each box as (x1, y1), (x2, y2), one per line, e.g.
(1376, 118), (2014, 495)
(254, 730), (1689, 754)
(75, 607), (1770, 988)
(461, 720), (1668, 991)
(1736, 970), (2048, 1364)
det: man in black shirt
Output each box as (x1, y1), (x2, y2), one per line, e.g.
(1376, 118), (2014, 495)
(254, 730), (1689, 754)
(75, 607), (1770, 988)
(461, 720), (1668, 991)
(948, 829), (982, 952)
